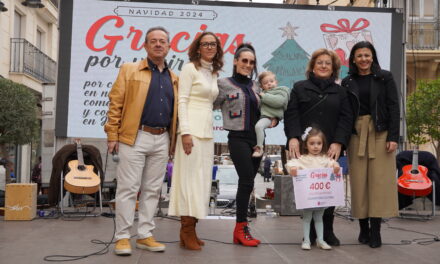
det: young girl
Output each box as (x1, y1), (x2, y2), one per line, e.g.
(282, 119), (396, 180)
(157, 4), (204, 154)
(285, 127), (340, 250)
(252, 71), (289, 157)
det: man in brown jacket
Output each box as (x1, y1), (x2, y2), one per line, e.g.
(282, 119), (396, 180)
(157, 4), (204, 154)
(105, 26), (178, 256)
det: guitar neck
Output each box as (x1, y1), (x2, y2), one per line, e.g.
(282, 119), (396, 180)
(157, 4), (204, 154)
(75, 140), (86, 169)
(411, 148), (419, 172)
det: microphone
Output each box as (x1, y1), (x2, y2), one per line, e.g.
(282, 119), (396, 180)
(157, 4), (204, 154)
(112, 150), (120, 163)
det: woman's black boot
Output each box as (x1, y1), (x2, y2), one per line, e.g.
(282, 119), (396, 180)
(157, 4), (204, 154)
(358, 218), (370, 244)
(309, 219), (317, 245)
(323, 207), (340, 246)
(369, 217), (382, 248)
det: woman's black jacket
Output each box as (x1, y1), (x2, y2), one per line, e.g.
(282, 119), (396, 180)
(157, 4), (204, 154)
(341, 69), (400, 143)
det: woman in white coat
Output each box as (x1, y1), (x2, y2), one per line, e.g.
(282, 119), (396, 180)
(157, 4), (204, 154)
(168, 32), (224, 250)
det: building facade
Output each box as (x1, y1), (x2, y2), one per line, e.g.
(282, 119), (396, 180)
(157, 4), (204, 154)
(0, 0), (58, 186)
(404, 0), (440, 89)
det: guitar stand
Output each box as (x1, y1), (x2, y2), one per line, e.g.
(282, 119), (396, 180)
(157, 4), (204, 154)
(155, 183), (178, 221)
(59, 171), (103, 218)
(400, 182), (436, 220)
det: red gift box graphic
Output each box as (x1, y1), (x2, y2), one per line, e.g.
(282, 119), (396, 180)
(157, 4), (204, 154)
(320, 18), (373, 66)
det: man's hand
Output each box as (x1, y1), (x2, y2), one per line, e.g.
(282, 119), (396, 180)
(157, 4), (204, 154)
(182, 134), (193, 155)
(107, 141), (119, 154)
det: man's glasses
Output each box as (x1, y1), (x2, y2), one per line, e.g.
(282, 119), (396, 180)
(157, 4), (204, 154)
(239, 58), (255, 66)
(200, 42), (217, 49)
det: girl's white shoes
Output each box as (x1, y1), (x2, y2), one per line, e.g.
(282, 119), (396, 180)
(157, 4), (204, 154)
(316, 240), (332, 250)
(301, 241), (332, 250)
(301, 242), (311, 250)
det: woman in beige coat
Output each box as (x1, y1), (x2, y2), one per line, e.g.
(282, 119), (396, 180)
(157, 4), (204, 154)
(342, 41), (400, 248)
(168, 32), (224, 250)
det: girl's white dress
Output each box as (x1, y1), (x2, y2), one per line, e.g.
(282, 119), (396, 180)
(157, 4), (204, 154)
(285, 154), (337, 172)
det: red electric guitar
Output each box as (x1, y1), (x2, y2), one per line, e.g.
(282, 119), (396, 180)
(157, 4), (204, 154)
(398, 148), (432, 197)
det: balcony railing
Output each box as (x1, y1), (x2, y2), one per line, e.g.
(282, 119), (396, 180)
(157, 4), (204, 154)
(407, 22), (440, 50)
(10, 38), (57, 83)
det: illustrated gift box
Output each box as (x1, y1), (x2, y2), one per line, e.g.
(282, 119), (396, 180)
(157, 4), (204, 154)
(320, 18), (373, 67)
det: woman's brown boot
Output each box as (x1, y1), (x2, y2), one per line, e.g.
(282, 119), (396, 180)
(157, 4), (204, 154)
(180, 216), (201, 250)
(194, 218), (205, 246)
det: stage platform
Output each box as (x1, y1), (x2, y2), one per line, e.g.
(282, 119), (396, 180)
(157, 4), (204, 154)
(1, 207), (439, 264)
(2, 175), (439, 263)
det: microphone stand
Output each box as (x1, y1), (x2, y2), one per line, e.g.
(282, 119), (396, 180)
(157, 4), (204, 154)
(155, 181), (178, 221)
(335, 174), (354, 221)
(156, 183), (165, 217)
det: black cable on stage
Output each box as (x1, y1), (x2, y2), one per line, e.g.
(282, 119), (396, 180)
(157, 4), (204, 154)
(43, 151), (116, 262)
(43, 205), (116, 262)
(174, 238), (412, 246)
(384, 221), (440, 246)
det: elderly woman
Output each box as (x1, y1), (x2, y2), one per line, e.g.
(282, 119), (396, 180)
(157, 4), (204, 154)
(215, 43), (276, 247)
(284, 48), (353, 246)
(342, 41), (399, 248)
(168, 32), (224, 250)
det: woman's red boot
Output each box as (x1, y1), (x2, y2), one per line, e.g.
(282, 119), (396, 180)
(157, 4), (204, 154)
(233, 222), (259, 247)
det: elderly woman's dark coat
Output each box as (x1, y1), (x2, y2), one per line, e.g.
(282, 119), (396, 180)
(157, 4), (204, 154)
(284, 78), (353, 148)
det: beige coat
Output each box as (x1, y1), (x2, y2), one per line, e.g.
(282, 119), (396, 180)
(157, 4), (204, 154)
(348, 115), (399, 218)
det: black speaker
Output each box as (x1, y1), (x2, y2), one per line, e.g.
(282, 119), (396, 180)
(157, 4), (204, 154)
(273, 175), (300, 216)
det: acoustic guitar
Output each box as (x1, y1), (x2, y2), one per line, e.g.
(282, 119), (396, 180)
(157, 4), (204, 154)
(64, 139), (101, 194)
(398, 148), (432, 197)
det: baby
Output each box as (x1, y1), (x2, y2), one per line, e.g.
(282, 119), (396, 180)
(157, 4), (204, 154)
(253, 71), (289, 157)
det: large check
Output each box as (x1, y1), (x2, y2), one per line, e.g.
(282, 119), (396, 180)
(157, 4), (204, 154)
(293, 168), (345, 210)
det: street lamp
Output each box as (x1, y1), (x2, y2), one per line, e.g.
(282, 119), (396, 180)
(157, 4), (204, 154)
(21, 0), (44, 8)
(0, 1), (8, 12)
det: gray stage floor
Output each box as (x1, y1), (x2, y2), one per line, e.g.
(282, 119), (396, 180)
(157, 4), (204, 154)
(1, 207), (439, 264)
(2, 176), (440, 263)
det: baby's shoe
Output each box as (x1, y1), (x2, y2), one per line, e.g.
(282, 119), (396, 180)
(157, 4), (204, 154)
(252, 146), (264, 158)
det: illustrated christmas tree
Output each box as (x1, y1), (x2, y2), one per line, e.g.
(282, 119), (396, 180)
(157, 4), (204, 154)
(263, 22), (310, 90)
(340, 64), (349, 79)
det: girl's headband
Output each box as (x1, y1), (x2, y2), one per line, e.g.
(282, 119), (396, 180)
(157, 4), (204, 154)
(301, 127), (312, 141)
